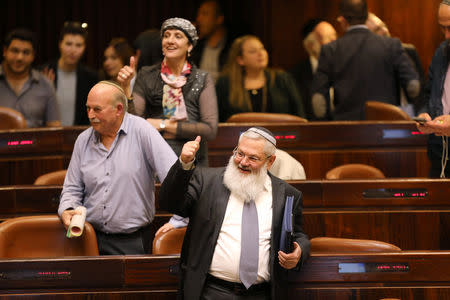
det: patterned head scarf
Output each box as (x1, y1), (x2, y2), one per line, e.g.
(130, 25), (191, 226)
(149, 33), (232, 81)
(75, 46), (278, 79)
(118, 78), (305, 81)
(160, 17), (198, 47)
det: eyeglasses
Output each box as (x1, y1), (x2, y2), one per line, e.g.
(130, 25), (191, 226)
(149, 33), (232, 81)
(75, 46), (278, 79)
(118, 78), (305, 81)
(233, 147), (270, 164)
(440, 24), (450, 33)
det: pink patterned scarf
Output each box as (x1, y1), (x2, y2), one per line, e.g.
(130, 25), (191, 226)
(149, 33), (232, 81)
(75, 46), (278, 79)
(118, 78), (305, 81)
(160, 60), (191, 120)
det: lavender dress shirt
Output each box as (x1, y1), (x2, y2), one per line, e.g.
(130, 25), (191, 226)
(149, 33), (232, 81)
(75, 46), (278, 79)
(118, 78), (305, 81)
(58, 113), (177, 233)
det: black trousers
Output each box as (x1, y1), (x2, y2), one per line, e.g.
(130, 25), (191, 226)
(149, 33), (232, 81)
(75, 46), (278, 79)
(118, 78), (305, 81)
(95, 223), (156, 255)
(200, 275), (271, 300)
(428, 156), (450, 178)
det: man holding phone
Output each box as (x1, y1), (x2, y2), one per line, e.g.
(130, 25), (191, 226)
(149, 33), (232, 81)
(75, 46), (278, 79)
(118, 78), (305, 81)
(416, 0), (450, 177)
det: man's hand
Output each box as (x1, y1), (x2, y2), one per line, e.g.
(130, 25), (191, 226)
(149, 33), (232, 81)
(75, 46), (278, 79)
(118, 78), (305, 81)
(41, 66), (55, 82)
(427, 115), (450, 136)
(278, 242), (302, 269)
(117, 56), (136, 98)
(416, 113), (434, 134)
(155, 222), (175, 237)
(180, 136), (201, 164)
(61, 209), (81, 230)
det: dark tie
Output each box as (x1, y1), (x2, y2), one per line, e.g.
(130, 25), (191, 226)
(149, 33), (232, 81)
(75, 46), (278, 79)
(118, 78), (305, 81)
(239, 200), (259, 289)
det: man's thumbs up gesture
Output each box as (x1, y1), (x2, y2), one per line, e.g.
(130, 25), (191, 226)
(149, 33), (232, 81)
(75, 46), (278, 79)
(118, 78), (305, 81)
(181, 136), (201, 164)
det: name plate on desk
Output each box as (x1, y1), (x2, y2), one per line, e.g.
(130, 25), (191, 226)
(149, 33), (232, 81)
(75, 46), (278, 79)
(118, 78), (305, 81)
(339, 263), (409, 273)
(363, 188), (428, 198)
(0, 138), (36, 148)
(0, 270), (71, 280)
(273, 132), (298, 141)
(382, 129), (423, 139)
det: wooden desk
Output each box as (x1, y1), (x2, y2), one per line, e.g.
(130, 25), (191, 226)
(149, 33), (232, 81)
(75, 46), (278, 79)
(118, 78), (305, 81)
(2, 179), (450, 250)
(0, 121), (430, 185)
(291, 251), (450, 299)
(2, 252), (450, 299)
(209, 121), (430, 179)
(0, 255), (179, 298)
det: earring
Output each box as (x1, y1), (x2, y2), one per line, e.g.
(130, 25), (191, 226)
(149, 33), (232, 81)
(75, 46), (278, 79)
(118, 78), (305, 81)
(187, 51), (191, 57)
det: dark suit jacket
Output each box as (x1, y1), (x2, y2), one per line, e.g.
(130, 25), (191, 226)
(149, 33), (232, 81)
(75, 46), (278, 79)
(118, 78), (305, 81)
(41, 60), (98, 125)
(159, 160), (310, 300)
(402, 43), (426, 114)
(312, 27), (419, 120)
(289, 58), (315, 120)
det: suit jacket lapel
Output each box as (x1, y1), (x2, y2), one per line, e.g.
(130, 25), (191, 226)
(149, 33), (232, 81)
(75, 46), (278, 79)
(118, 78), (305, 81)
(212, 172), (231, 239)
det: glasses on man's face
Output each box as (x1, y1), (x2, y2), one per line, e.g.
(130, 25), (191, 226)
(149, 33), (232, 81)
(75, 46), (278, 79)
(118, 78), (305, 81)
(233, 147), (270, 164)
(440, 24), (450, 34)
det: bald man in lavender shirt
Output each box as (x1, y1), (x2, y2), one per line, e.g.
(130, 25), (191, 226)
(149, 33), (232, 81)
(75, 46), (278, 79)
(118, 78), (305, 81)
(58, 81), (177, 255)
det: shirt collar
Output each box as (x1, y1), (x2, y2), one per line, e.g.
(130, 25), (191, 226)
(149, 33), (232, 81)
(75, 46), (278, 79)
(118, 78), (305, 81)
(30, 69), (41, 82)
(263, 173), (272, 192)
(92, 112), (129, 144)
(0, 65), (39, 83)
(347, 24), (369, 32)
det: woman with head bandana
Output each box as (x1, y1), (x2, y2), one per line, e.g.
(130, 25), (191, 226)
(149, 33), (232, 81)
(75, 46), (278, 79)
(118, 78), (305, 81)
(118, 17), (218, 166)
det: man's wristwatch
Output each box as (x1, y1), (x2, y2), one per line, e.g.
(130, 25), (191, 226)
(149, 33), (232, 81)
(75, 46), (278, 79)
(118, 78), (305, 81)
(159, 119), (166, 131)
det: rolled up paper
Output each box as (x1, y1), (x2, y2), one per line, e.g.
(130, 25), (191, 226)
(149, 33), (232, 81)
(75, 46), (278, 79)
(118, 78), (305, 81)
(66, 206), (87, 238)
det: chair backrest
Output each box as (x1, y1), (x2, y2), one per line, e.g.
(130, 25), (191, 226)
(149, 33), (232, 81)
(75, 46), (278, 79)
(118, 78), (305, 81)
(311, 237), (401, 253)
(365, 101), (411, 121)
(226, 112), (308, 123)
(0, 106), (27, 129)
(0, 215), (99, 258)
(325, 163), (385, 179)
(34, 169), (67, 185)
(152, 227), (186, 255)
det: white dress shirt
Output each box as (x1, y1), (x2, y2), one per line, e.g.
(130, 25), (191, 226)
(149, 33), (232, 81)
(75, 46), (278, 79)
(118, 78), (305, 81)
(209, 175), (273, 283)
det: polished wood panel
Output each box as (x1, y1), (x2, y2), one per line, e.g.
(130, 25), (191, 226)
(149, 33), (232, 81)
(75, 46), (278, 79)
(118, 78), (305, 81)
(303, 210), (450, 250)
(0, 256), (179, 298)
(1, 252), (450, 299)
(290, 251), (450, 299)
(208, 122), (429, 179)
(3, 179), (450, 250)
(0, 122), (430, 185)
(4, 178), (450, 216)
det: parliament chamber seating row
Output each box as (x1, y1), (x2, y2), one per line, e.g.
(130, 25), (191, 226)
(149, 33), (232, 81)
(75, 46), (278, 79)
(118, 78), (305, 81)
(0, 121), (441, 299)
(1, 178), (450, 250)
(0, 121), (429, 185)
(1, 252), (450, 299)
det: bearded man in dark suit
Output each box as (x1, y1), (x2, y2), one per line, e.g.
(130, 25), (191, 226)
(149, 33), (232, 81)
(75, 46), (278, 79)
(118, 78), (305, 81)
(159, 127), (310, 299)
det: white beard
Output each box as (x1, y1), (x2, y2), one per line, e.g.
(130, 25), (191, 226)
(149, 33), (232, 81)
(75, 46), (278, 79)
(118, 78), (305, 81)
(223, 156), (268, 203)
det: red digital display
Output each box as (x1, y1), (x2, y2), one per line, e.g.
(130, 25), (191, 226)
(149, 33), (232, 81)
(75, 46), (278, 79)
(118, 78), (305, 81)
(411, 131), (424, 135)
(363, 188), (428, 198)
(38, 271), (70, 275)
(274, 135), (296, 140)
(376, 264), (409, 271)
(392, 192), (427, 197)
(339, 262), (409, 273)
(7, 140), (34, 146)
